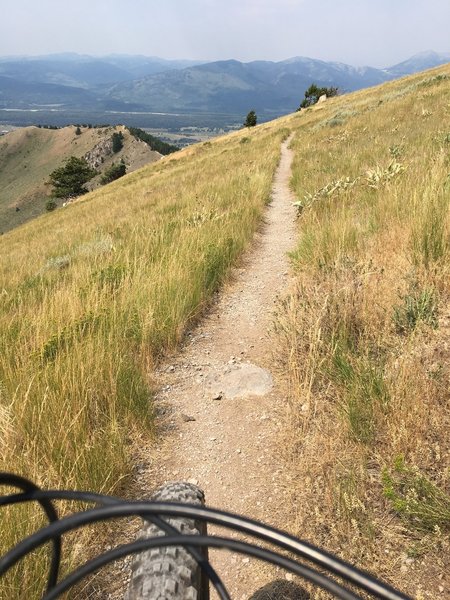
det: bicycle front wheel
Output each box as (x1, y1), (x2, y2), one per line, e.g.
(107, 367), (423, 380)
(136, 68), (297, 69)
(125, 481), (209, 600)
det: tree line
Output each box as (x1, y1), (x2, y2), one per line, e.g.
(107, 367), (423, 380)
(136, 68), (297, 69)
(126, 126), (179, 155)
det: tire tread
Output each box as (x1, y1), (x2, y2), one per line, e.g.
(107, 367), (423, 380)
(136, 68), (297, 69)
(125, 482), (206, 600)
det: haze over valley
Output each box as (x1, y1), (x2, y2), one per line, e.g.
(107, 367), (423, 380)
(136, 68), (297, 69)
(1, 50), (449, 139)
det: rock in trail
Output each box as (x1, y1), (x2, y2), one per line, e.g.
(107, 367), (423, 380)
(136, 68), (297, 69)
(134, 134), (297, 598)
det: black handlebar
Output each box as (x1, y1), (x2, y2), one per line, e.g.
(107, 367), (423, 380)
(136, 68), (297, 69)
(0, 473), (412, 600)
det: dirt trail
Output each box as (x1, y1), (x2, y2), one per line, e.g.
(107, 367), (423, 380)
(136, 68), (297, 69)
(133, 134), (298, 599)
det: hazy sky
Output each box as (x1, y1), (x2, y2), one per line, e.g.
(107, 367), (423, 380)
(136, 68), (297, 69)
(1, 0), (449, 67)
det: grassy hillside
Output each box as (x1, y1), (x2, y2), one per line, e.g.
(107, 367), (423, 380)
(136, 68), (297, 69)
(0, 119), (288, 597)
(0, 125), (161, 233)
(0, 63), (449, 599)
(276, 65), (450, 598)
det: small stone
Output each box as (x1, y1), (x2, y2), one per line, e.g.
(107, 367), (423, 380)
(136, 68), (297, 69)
(181, 414), (196, 422)
(438, 586), (444, 594)
(242, 558), (250, 564)
(188, 478), (199, 486)
(210, 437), (217, 442)
(213, 392), (223, 401)
(236, 449), (242, 454)
(168, 365), (175, 372)
(285, 573), (294, 582)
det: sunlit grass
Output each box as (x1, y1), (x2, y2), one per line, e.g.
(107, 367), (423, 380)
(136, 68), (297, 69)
(0, 121), (287, 597)
(2, 62), (449, 598)
(277, 64), (450, 598)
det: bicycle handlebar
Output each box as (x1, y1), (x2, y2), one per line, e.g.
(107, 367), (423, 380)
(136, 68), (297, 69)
(0, 473), (412, 600)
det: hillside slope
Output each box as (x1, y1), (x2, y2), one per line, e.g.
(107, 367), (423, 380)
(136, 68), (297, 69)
(0, 125), (162, 233)
(279, 65), (450, 599)
(0, 65), (448, 599)
(0, 115), (288, 598)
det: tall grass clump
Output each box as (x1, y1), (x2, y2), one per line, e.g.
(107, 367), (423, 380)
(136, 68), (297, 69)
(276, 64), (450, 598)
(0, 122), (287, 597)
(411, 157), (449, 269)
(393, 286), (438, 334)
(383, 456), (450, 533)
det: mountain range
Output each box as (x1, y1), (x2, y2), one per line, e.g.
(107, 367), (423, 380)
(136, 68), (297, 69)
(0, 50), (449, 117)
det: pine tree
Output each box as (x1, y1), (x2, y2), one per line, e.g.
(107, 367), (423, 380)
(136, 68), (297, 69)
(244, 110), (257, 128)
(112, 131), (124, 153)
(48, 157), (97, 199)
(298, 84), (338, 109)
(100, 161), (127, 185)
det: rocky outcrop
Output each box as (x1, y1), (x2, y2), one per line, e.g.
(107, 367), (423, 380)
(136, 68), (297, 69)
(84, 137), (114, 169)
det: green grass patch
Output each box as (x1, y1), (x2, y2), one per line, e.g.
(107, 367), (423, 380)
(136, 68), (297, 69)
(393, 286), (438, 334)
(331, 337), (389, 444)
(383, 457), (450, 532)
(411, 171), (449, 268)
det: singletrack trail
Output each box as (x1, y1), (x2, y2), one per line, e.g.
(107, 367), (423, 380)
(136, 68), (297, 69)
(131, 134), (298, 599)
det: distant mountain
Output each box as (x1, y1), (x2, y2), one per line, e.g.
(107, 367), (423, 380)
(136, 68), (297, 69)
(0, 58), (130, 88)
(107, 60), (276, 114)
(0, 74), (99, 108)
(0, 52), (449, 119)
(386, 50), (450, 77)
(107, 52), (450, 116)
(0, 54), (206, 89)
(106, 56), (395, 115)
(102, 55), (206, 79)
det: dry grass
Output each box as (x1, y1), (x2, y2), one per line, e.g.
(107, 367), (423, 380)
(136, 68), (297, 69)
(275, 65), (450, 599)
(0, 125), (160, 233)
(0, 120), (289, 597)
(2, 64), (450, 599)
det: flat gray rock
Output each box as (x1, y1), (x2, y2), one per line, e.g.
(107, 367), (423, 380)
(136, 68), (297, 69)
(207, 363), (274, 399)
